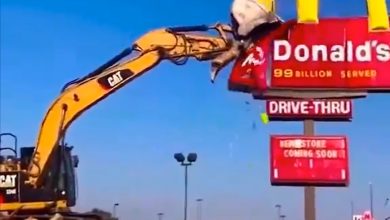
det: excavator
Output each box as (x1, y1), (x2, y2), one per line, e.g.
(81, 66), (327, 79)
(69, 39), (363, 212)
(0, 23), (240, 220)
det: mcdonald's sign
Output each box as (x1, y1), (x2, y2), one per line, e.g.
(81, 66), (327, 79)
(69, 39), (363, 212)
(270, 17), (390, 90)
(228, 0), (390, 94)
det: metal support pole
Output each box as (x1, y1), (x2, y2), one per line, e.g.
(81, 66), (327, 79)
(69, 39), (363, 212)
(275, 204), (282, 220)
(196, 199), (203, 220)
(158, 212), (164, 220)
(112, 203), (119, 218)
(184, 165), (189, 220)
(304, 120), (316, 220)
(369, 182), (374, 219)
(351, 201), (354, 218)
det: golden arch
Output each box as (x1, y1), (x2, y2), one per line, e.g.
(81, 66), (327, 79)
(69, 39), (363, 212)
(262, 0), (389, 31)
(295, 0), (389, 31)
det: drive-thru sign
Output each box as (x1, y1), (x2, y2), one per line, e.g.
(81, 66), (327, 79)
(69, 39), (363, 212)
(266, 99), (352, 121)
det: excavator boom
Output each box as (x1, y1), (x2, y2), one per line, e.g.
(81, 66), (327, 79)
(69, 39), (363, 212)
(26, 24), (234, 187)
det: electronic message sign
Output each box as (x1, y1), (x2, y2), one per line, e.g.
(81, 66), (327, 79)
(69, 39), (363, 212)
(266, 99), (352, 121)
(270, 135), (349, 186)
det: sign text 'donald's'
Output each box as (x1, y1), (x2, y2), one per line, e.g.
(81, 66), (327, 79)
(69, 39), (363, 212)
(270, 17), (390, 90)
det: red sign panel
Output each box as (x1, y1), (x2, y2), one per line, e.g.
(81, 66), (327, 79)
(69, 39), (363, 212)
(270, 17), (390, 90)
(266, 99), (352, 121)
(228, 20), (295, 93)
(270, 135), (349, 186)
(228, 17), (390, 96)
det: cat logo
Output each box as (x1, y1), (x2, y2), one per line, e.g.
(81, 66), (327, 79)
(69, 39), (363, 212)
(97, 69), (135, 90)
(0, 174), (17, 188)
(108, 71), (124, 87)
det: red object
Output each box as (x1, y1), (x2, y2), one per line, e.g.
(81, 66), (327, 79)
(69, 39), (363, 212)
(228, 17), (390, 95)
(265, 99), (352, 121)
(228, 21), (295, 93)
(270, 135), (350, 186)
(228, 36), (271, 93)
(270, 17), (390, 90)
(363, 211), (372, 220)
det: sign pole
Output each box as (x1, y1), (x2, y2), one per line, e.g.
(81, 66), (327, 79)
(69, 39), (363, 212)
(304, 120), (316, 220)
(369, 182), (374, 219)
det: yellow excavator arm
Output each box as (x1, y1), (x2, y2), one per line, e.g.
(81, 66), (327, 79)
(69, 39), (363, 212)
(25, 24), (234, 187)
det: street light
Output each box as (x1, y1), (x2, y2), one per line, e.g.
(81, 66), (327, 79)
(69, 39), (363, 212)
(196, 198), (203, 220)
(280, 214), (286, 220)
(174, 152), (198, 220)
(275, 204), (282, 220)
(369, 182), (374, 219)
(157, 212), (164, 220)
(112, 203), (119, 218)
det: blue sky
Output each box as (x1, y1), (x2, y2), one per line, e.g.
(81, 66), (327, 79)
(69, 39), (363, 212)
(1, 0), (389, 219)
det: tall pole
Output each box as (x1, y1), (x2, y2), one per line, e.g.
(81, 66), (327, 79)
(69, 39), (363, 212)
(351, 201), (354, 218)
(184, 164), (189, 220)
(304, 120), (316, 220)
(158, 212), (164, 220)
(369, 182), (374, 219)
(275, 204), (282, 220)
(196, 199), (203, 220)
(174, 153), (197, 220)
(112, 203), (119, 218)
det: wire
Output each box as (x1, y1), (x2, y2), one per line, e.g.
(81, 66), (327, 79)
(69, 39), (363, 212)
(167, 32), (190, 65)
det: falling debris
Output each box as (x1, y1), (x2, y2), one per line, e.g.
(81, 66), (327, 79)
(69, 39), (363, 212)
(244, 101), (251, 111)
(252, 121), (257, 130)
(229, 141), (234, 158)
(227, 134), (240, 158)
(260, 112), (269, 124)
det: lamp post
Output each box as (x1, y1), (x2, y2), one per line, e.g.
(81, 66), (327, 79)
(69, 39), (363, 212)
(196, 198), (203, 220)
(351, 200), (354, 219)
(280, 214), (286, 220)
(369, 182), (374, 219)
(157, 212), (164, 220)
(174, 153), (198, 220)
(112, 203), (119, 218)
(275, 204), (282, 220)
